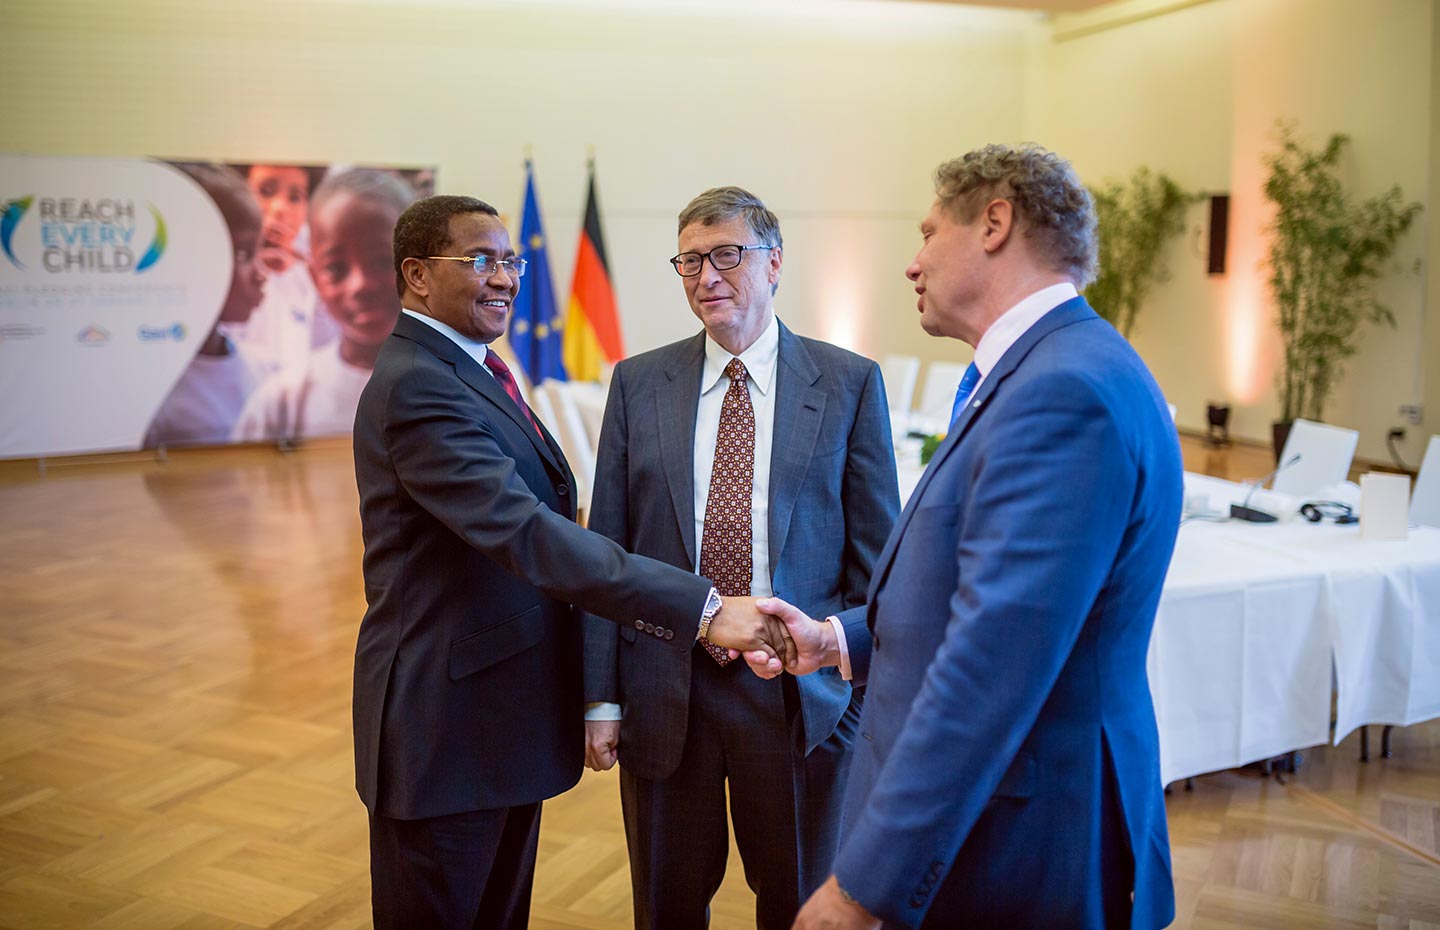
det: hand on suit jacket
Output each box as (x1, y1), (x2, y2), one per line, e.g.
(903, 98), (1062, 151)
(792, 875), (881, 930)
(748, 597), (838, 677)
(584, 720), (620, 772)
(708, 595), (796, 673)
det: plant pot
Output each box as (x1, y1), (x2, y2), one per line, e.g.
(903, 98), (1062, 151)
(1272, 420), (1294, 464)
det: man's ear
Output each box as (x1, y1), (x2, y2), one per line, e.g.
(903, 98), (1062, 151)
(401, 256), (430, 298)
(979, 198), (1014, 254)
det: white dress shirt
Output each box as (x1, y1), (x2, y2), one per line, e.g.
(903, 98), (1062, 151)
(401, 307), (494, 371)
(586, 316), (780, 723)
(968, 282), (1079, 399)
(693, 313), (779, 598)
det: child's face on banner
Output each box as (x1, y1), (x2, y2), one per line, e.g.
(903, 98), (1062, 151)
(308, 192), (403, 355)
(248, 164), (309, 271)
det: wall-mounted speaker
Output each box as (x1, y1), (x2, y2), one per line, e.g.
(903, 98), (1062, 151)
(1207, 195), (1229, 276)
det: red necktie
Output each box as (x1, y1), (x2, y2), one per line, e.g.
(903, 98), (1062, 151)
(483, 351), (544, 440)
(697, 358), (755, 666)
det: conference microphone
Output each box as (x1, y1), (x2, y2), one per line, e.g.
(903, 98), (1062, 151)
(1230, 454), (1302, 523)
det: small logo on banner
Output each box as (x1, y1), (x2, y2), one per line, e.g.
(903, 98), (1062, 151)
(137, 322), (186, 342)
(2, 196), (32, 269)
(76, 324), (110, 345)
(0, 195), (167, 274)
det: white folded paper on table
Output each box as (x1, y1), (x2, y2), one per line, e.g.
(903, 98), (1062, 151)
(1360, 472), (1411, 540)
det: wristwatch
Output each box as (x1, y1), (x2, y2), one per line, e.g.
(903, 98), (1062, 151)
(697, 587), (723, 641)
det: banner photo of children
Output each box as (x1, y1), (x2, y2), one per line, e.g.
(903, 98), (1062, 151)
(145, 161), (435, 449)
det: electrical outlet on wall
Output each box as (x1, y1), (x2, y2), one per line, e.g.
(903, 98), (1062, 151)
(1399, 404), (1423, 425)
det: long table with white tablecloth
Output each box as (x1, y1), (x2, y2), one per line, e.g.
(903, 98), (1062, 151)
(893, 463), (1440, 785)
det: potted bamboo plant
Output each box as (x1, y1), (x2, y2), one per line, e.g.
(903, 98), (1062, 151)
(1264, 125), (1421, 454)
(1086, 167), (1197, 339)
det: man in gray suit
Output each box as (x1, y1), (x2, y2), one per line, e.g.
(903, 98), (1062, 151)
(580, 187), (899, 930)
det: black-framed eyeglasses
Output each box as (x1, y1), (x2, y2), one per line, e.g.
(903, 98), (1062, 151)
(427, 255), (528, 279)
(668, 244), (773, 277)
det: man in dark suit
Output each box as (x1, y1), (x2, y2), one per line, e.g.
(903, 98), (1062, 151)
(352, 195), (793, 930)
(763, 145), (1183, 929)
(580, 187), (899, 930)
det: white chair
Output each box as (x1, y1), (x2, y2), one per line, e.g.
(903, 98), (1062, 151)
(1272, 418), (1360, 498)
(915, 361), (970, 431)
(539, 381), (595, 514)
(565, 380), (608, 450)
(1410, 434), (1440, 527)
(881, 354), (921, 417)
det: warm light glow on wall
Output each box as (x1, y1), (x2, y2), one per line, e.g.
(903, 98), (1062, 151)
(1222, 268), (1269, 404)
(817, 283), (863, 354)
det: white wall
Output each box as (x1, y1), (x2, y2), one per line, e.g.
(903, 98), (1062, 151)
(2, 0), (1434, 460)
(0, 0), (1036, 372)
(1031, 0), (1435, 461)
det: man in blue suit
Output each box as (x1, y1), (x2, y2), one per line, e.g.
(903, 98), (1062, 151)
(759, 144), (1183, 929)
(580, 186), (898, 929)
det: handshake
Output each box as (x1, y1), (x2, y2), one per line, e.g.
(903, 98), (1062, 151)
(585, 596), (840, 772)
(705, 595), (837, 680)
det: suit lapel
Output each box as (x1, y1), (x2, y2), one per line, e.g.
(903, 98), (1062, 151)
(866, 297), (1096, 607)
(768, 323), (825, 573)
(657, 334), (705, 569)
(392, 314), (567, 479)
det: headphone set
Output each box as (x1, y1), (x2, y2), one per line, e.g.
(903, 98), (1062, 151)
(1299, 500), (1357, 524)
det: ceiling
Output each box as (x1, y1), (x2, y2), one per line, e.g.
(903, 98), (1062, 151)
(887, 0), (1114, 10)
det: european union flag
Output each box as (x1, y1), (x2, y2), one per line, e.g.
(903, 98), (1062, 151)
(510, 160), (567, 385)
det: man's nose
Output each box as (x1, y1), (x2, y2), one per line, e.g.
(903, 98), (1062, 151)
(698, 255), (724, 285)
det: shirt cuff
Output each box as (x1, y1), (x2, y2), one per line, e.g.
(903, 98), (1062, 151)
(826, 615), (852, 680)
(584, 701), (622, 721)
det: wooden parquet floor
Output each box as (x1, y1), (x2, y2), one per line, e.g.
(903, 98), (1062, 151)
(0, 436), (1436, 929)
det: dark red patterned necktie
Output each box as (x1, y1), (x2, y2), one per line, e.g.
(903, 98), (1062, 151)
(697, 358), (755, 666)
(483, 351), (544, 440)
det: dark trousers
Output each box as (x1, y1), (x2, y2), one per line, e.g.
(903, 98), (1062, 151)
(368, 802), (541, 930)
(621, 647), (857, 930)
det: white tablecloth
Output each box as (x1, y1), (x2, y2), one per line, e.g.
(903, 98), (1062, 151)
(1151, 474), (1440, 783)
(894, 461), (1440, 784)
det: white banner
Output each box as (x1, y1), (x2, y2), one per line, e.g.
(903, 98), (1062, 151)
(1, 156), (435, 458)
(0, 155), (229, 458)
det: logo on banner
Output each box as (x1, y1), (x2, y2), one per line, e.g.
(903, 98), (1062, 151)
(1, 195), (168, 274)
(138, 322), (186, 342)
(76, 324), (110, 345)
(2, 197), (32, 269)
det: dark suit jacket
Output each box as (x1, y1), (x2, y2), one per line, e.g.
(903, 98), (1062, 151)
(581, 321), (898, 780)
(831, 298), (1182, 929)
(352, 313), (713, 820)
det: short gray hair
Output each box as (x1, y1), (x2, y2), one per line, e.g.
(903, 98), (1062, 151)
(934, 144), (1097, 287)
(677, 186), (782, 249)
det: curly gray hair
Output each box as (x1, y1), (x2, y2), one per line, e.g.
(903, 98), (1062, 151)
(934, 144), (1098, 288)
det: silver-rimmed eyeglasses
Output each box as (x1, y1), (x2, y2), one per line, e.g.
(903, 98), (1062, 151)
(427, 255), (528, 278)
(668, 244), (773, 277)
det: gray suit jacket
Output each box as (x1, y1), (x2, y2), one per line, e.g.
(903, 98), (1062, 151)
(581, 320), (899, 781)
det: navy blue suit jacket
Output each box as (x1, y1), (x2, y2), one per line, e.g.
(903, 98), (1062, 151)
(581, 321), (898, 779)
(833, 298), (1182, 929)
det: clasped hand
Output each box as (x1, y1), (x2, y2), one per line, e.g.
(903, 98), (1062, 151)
(722, 596), (836, 680)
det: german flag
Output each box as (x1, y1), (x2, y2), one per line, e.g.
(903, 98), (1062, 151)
(563, 160), (624, 380)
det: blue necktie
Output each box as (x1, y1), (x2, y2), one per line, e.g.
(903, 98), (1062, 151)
(949, 362), (981, 425)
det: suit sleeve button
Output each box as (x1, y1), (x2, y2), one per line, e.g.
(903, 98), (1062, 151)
(633, 620), (645, 630)
(557, 484), (569, 496)
(643, 622), (655, 634)
(665, 629), (674, 640)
